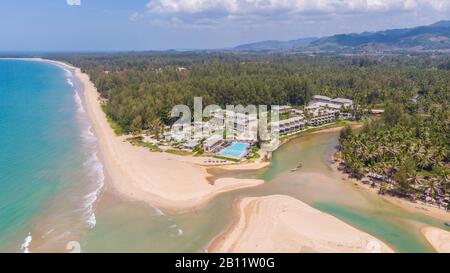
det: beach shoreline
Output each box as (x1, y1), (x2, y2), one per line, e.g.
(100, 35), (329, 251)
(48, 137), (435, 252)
(208, 195), (394, 253)
(67, 57), (399, 252)
(34, 58), (265, 213)
(331, 157), (450, 222)
(421, 226), (450, 253)
(8, 58), (445, 253)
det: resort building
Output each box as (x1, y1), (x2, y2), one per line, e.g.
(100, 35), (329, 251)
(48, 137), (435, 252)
(331, 98), (353, 107)
(204, 135), (224, 153)
(165, 96), (355, 157)
(212, 110), (258, 141)
(308, 109), (338, 127)
(182, 139), (200, 150)
(168, 123), (192, 142)
(310, 95), (354, 108)
(306, 95), (354, 126)
(311, 95), (333, 104)
(271, 116), (305, 136)
(272, 105), (293, 113)
(370, 109), (385, 115)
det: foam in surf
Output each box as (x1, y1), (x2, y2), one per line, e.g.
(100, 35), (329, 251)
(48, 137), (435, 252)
(70, 76), (105, 229)
(21, 233), (32, 253)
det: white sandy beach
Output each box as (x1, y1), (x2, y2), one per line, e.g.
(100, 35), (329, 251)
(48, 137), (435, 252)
(74, 64), (265, 212)
(209, 195), (394, 253)
(338, 172), (450, 222)
(64, 59), (398, 252)
(4, 58), (265, 213)
(7, 58), (406, 253)
(421, 226), (450, 253)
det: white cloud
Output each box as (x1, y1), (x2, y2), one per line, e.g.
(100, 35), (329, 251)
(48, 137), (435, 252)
(66, 0), (81, 6)
(147, 0), (424, 14)
(143, 0), (436, 25)
(146, 0), (450, 25)
(427, 0), (450, 10)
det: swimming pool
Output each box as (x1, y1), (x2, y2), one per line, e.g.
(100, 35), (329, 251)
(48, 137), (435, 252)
(218, 142), (250, 158)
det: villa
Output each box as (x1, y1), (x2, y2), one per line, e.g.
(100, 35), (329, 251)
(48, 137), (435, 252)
(310, 95), (354, 108)
(331, 98), (353, 107)
(306, 95), (354, 126)
(311, 95), (333, 104)
(211, 110), (258, 141)
(182, 139), (200, 150)
(307, 108), (339, 127)
(272, 116), (305, 136)
(270, 95), (354, 135)
(204, 135), (225, 153)
(272, 105), (293, 113)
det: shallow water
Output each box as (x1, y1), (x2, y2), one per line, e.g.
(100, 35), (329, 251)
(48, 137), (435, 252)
(0, 60), (104, 252)
(84, 131), (448, 253)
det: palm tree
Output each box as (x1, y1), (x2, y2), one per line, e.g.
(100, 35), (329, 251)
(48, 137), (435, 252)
(149, 117), (162, 141)
(407, 172), (424, 188)
(419, 178), (442, 200)
(417, 151), (433, 170)
(379, 181), (388, 195)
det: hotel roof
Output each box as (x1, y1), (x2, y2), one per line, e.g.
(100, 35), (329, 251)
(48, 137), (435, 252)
(272, 105), (292, 111)
(312, 95), (332, 101)
(307, 101), (342, 110)
(204, 135), (223, 147)
(183, 139), (199, 149)
(331, 98), (353, 104)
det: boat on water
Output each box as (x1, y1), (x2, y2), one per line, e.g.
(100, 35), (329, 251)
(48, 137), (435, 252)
(290, 162), (303, 172)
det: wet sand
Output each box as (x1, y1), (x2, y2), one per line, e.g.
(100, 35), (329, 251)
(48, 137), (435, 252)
(421, 226), (450, 253)
(209, 195), (394, 253)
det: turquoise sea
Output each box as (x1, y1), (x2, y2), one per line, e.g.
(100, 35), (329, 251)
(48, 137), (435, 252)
(0, 60), (104, 252)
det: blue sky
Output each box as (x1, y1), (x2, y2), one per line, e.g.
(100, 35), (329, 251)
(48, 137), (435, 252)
(0, 0), (449, 51)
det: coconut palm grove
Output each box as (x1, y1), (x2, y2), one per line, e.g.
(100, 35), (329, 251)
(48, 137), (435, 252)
(339, 103), (449, 210)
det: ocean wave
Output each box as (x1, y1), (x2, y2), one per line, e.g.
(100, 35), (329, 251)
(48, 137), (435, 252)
(81, 126), (96, 142)
(169, 228), (184, 238)
(82, 151), (105, 229)
(168, 221), (183, 237)
(21, 233), (32, 253)
(177, 229), (183, 236)
(74, 88), (105, 229)
(153, 207), (166, 216)
(63, 68), (72, 77)
(67, 78), (74, 87)
(73, 91), (86, 114)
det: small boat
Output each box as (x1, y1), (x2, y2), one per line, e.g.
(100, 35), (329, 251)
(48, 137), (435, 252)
(290, 162), (303, 172)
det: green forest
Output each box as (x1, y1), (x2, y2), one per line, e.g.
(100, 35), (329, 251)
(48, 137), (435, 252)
(52, 52), (449, 206)
(54, 52), (450, 135)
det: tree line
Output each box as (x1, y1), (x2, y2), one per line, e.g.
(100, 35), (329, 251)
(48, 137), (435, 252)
(53, 52), (449, 135)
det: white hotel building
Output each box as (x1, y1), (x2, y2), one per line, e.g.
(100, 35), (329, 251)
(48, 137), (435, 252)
(306, 95), (354, 126)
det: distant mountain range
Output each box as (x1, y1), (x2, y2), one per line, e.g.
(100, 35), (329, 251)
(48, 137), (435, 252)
(234, 37), (318, 51)
(234, 20), (450, 53)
